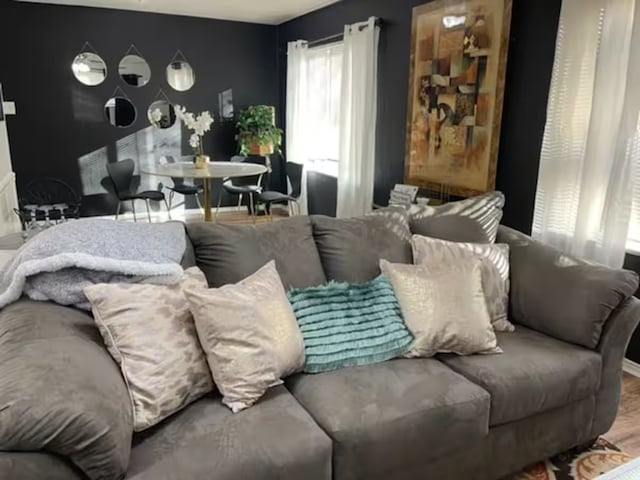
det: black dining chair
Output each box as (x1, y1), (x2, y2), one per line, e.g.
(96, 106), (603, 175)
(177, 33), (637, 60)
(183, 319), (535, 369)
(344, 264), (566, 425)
(167, 177), (203, 215)
(106, 159), (169, 222)
(256, 162), (303, 221)
(162, 157), (204, 216)
(216, 156), (266, 223)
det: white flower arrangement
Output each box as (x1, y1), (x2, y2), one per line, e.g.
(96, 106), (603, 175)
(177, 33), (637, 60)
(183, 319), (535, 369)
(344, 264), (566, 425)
(150, 108), (163, 124)
(175, 105), (214, 156)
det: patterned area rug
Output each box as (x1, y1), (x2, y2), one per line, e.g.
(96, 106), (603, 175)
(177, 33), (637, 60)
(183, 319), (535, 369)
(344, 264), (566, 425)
(510, 439), (632, 480)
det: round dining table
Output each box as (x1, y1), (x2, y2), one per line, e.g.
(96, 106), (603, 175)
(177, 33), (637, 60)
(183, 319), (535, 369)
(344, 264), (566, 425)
(142, 159), (267, 222)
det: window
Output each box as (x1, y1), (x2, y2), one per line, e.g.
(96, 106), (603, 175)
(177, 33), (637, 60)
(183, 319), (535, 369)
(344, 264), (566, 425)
(304, 42), (343, 177)
(625, 114), (640, 254)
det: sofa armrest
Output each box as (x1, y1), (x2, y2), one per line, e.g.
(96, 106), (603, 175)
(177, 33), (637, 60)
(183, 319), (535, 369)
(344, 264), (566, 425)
(0, 300), (133, 480)
(496, 226), (639, 349)
(590, 297), (640, 436)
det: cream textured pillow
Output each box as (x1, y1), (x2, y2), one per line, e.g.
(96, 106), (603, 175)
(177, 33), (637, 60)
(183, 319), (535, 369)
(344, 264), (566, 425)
(184, 260), (305, 413)
(380, 258), (500, 357)
(411, 234), (514, 332)
(84, 267), (214, 431)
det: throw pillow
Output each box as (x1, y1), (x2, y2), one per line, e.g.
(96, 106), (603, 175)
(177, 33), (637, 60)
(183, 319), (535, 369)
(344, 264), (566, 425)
(288, 276), (414, 373)
(84, 267), (214, 432)
(311, 206), (413, 283)
(410, 191), (505, 243)
(184, 260), (305, 413)
(411, 234), (514, 332)
(380, 258), (500, 357)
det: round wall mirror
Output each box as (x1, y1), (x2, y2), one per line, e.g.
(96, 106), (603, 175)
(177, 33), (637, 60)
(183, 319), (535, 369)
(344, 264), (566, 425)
(119, 54), (151, 87)
(167, 61), (195, 91)
(148, 100), (176, 129)
(72, 52), (107, 86)
(105, 97), (137, 128)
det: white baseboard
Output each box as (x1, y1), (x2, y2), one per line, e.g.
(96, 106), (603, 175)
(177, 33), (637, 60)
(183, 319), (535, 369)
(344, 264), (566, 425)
(623, 358), (640, 377)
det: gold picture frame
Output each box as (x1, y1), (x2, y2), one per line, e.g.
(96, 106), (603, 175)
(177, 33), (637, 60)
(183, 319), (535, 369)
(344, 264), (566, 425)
(404, 0), (512, 197)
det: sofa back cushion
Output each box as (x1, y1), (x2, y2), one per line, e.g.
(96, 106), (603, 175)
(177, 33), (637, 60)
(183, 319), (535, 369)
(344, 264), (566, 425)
(497, 226), (640, 349)
(186, 216), (326, 290)
(311, 207), (412, 283)
(0, 300), (133, 480)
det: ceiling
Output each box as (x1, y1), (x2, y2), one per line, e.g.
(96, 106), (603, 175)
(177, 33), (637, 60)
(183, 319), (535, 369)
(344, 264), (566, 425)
(16, 0), (341, 24)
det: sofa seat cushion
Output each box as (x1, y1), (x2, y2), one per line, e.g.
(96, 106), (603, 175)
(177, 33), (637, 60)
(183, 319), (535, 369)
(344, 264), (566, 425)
(286, 359), (490, 480)
(126, 386), (331, 480)
(0, 452), (85, 480)
(439, 326), (602, 427)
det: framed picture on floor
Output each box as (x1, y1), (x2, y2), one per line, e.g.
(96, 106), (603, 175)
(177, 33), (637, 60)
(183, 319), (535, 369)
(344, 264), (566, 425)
(404, 0), (512, 197)
(0, 83), (5, 122)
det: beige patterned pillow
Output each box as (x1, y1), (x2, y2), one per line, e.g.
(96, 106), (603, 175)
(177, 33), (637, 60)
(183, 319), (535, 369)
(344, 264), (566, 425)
(380, 258), (501, 358)
(84, 267), (214, 431)
(411, 234), (514, 332)
(184, 260), (305, 413)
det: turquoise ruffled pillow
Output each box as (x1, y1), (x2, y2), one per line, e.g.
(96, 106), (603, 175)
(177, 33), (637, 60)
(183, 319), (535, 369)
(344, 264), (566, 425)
(288, 276), (414, 373)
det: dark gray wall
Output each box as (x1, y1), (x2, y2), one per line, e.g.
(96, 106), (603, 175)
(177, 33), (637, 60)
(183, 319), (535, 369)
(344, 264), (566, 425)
(1, 1), (278, 216)
(277, 0), (562, 234)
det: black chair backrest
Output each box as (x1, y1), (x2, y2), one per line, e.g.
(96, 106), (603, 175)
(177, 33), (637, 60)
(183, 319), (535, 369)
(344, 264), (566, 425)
(286, 162), (303, 199)
(230, 156), (266, 188)
(106, 159), (135, 199)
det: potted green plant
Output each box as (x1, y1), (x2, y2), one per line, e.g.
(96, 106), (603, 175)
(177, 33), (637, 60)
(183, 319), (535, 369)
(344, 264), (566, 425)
(235, 105), (283, 156)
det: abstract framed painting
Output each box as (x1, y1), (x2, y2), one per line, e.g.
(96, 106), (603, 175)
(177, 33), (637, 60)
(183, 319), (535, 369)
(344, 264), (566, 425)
(404, 0), (512, 197)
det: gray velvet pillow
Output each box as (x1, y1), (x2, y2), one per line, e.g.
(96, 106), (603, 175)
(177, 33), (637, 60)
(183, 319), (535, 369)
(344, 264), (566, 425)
(311, 207), (413, 283)
(498, 226), (639, 349)
(0, 300), (133, 480)
(186, 216), (326, 290)
(410, 191), (505, 243)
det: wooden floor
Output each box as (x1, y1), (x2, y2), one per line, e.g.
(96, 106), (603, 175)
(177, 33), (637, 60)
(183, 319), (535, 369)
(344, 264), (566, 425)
(606, 373), (640, 456)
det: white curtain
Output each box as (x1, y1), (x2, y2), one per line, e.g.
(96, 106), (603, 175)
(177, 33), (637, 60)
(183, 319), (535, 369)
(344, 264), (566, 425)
(336, 17), (380, 219)
(533, 0), (640, 268)
(287, 40), (344, 214)
(286, 40), (310, 214)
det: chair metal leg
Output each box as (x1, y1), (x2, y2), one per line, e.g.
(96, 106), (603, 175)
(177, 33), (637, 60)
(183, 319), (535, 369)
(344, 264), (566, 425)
(145, 199), (152, 223)
(115, 201), (122, 220)
(131, 200), (137, 222)
(249, 193), (256, 224)
(267, 203), (273, 222)
(163, 198), (171, 220)
(168, 191), (174, 212)
(215, 189), (223, 220)
(237, 193), (244, 211)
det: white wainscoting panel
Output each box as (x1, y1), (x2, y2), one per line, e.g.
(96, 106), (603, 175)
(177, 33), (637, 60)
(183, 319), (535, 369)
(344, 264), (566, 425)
(0, 171), (20, 235)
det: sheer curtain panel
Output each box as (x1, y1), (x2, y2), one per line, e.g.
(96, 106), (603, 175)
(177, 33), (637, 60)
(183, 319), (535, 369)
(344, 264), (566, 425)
(532, 0), (640, 268)
(286, 41), (311, 214)
(336, 17), (381, 219)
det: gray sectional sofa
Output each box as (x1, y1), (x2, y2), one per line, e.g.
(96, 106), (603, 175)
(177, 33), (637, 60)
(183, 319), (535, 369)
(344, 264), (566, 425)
(1, 214), (639, 480)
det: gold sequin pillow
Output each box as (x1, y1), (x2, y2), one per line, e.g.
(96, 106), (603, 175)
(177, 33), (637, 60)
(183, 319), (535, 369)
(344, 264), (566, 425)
(184, 260), (305, 413)
(380, 258), (501, 358)
(84, 267), (214, 431)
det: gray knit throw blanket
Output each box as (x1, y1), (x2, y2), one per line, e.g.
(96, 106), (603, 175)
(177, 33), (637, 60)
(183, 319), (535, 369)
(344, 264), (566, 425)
(0, 219), (186, 310)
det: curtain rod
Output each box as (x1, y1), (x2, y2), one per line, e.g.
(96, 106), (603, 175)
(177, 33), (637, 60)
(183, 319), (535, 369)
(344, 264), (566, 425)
(307, 17), (383, 47)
